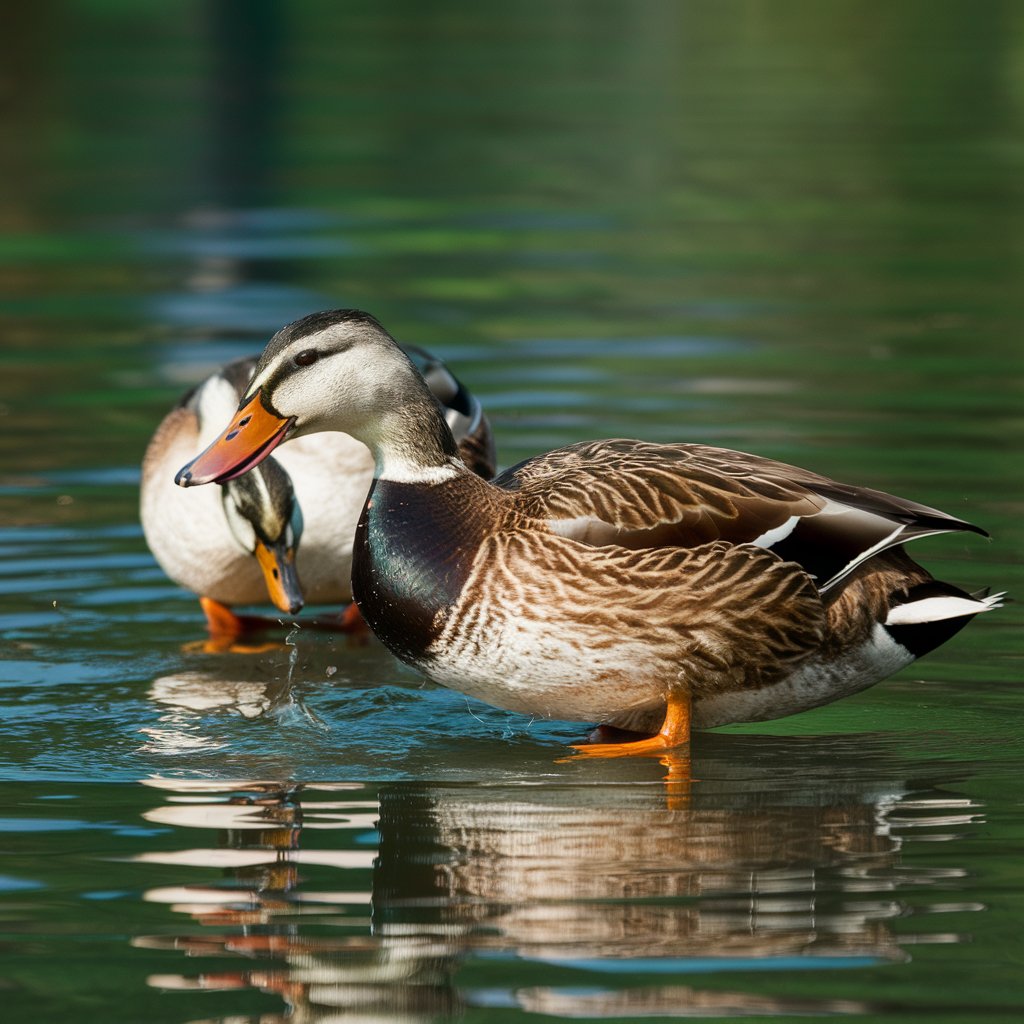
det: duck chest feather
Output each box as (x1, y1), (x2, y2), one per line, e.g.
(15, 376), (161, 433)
(352, 476), (490, 664)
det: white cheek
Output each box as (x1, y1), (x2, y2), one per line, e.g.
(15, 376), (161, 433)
(221, 494), (257, 553)
(276, 374), (341, 431)
(279, 357), (385, 435)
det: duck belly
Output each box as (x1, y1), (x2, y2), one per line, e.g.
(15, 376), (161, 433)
(606, 623), (917, 733)
(427, 619), (915, 730)
(143, 472), (269, 605)
(692, 623), (915, 727)
(424, 612), (685, 723)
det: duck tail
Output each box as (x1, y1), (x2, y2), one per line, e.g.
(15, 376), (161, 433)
(883, 581), (1004, 657)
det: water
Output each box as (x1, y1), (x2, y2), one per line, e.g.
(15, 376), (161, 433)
(2, 2), (1023, 1021)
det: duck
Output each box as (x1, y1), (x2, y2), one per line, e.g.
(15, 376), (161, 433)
(174, 309), (1001, 756)
(142, 342), (495, 639)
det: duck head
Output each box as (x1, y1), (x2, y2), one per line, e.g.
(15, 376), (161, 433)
(221, 459), (305, 616)
(175, 309), (462, 488)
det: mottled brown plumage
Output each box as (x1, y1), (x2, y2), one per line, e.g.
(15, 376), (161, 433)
(436, 495), (826, 708)
(500, 439), (983, 592)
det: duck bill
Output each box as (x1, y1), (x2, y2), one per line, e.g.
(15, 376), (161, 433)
(175, 391), (293, 487)
(255, 539), (304, 616)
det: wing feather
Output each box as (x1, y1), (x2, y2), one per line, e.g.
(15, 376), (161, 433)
(497, 440), (986, 592)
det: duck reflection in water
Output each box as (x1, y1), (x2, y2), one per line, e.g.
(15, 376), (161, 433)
(129, 741), (983, 1021)
(139, 642), (365, 755)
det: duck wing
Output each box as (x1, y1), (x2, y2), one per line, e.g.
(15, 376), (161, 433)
(496, 440), (987, 593)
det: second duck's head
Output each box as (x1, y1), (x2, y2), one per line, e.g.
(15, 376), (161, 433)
(222, 457), (305, 616)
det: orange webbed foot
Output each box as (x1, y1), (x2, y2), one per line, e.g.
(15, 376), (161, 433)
(194, 598), (370, 651)
(563, 694), (692, 760)
(568, 733), (686, 759)
(338, 602), (369, 635)
(200, 596), (287, 636)
(193, 597), (286, 654)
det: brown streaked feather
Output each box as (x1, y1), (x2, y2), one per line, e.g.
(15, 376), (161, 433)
(496, 440), (985, 591)
(440, 524), (825, 704)
(499, 441), (825, 532)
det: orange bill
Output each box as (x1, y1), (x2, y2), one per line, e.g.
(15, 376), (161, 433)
(255, 539), (304, 616)
(175, 391), (293, 487)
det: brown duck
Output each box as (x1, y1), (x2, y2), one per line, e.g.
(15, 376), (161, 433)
(175, 310), (1001, 757)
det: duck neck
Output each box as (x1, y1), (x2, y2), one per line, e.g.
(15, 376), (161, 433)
(352, 469), (495, 666)
(364, 390), (465, 485)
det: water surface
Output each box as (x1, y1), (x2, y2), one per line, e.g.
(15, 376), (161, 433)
(1, 2), (1022, 1021)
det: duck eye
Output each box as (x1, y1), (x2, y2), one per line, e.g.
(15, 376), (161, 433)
(293, 349), (319, 367)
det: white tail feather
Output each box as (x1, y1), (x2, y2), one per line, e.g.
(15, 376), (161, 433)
(886, 592), (1005, 626)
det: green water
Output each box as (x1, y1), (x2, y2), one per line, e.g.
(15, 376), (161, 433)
(1, 2), (1022, 1021)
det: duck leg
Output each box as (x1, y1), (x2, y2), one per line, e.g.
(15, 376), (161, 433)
(192, 597), (285, 653)
(199, 596), (279, 637)
(199, 596), (370, 644)
(568, 692), (692, 758)
(305, 602), (371, 636)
